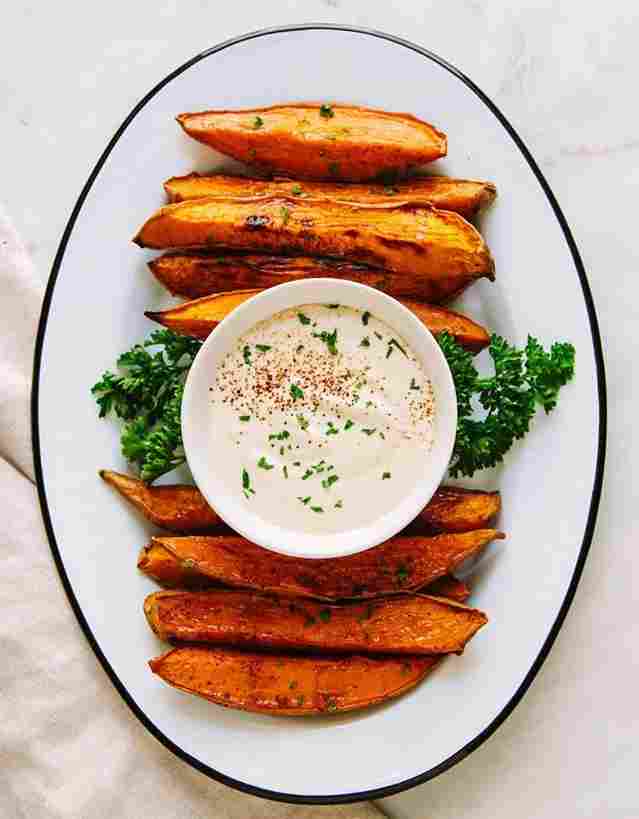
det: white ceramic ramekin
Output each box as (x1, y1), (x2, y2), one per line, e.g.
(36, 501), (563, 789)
(182, 278), (457, 559)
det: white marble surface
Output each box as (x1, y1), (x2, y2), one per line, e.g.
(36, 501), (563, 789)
(2, 2), (637, 817)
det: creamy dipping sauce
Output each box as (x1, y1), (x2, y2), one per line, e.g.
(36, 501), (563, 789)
(210, 304), (435, 534)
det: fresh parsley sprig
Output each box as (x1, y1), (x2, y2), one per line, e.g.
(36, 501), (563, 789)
(437, 332), (575, 478)
(91, 329), (202, 482)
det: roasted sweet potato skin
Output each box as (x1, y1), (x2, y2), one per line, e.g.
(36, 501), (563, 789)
(134, 196), (495, 294)
(149, 250), (482, 305)
(100, 470), (222, 532)
(144, 589), (487, 655)
(412, 486), (501, 533)
(164, 173), (496, 218)
(176, 103), (447, 181)
(138, 530), (502, 600)
(138, 537), (468, 601)
(149, 646), (439, 715)
(146, 290), (490, 353)
(426, 575), (471, 603)
(108, 471), (498, 537)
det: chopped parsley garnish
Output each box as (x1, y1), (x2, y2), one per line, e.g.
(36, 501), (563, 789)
(279, 446), (285, 456)
(410, 378), (420, 391)
(319, 103), (334, 118)
(290, 383), (304, 401)
(310, 506), (324, 513)
(328, 161), (340, 176)
(297, 312), (311, 325)
(327, 303), (340, 308)
(325, 697), (338, 711)
(269, 430), (290, 441)
(318, 608), (331, 622)
(283, 465), (289, 479)
(312, 460), (326, 473)
(344, 419), (354, 431)
(296, 414), (309, 431)
(242, 468), (255, 498)
(325, 421), (339, 436)
(257, 456), (274, 470)
(312, 328), (338, 355)
(321, 474), (339, 490)
(362, 428), (376, 436)
(379, 431), (385, 440)
(293, 461), (301, 466)
(255, 344), (271, 353)
(252, 116), (264, 129)
(239, 415), (250, 422)
(360, 336), (370, 347)
(298, 496), (311, 505)
(280, 206), (290, 225)
(386, 338), (408, 359)
(291, 183), (303, 195)
(243, 345), (252, 366)
(396, 564), (410, 584)
(382, 471), (391, 480)
(374, 331), (383, 341)
(301, 469), (313, 480)
(296, 344), (304, 354)
(334, 500), (343, 509)
(362, 311), (371, 326)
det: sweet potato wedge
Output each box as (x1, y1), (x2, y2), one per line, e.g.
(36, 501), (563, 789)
(144, 589), (487, 655)
(425, 575), (471, 603)
(104, 469), (499, 536)
(410, 485), (501, 534)
(164, 173), (496, 218)
(176, 103), (446, 181)
(145, 290), (490, 353)
(100, 470), (222, 531)
(138, 530), (502, 600)
(149, 646), (439, 715)
(149, 251), (481, 305)
(133, 196), (495, 293)
(138, 535), (468, 601)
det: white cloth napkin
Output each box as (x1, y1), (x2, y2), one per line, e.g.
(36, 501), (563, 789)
(0, 206), (384, 819)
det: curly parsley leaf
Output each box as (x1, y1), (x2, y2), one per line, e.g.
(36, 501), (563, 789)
(91, 330), (201, 482)
(437, 332), (575, 478)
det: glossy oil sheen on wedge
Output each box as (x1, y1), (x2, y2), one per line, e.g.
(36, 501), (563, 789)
(134, 196), (495, 294)
(149, 646), (439, 715)
(138, 530), (502, 600)
(144, 589), (487, 654)
(176, 103), (447, 181)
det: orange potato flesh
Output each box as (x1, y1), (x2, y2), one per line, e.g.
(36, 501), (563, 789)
(149, 251), (482, 304)
(145, 289), (490, 353)
(138, 540), (474, 599)
(409, 485), (501, 534)
(425, 575), (471, 603)
(100, 470), (222, 532)
(133, 196), (495, 296)
(176, 103), (446, 181)
(144, 589), (487, 655)
(149, 646), (439, 715)
(138, 530), (502, 601)
(103, 469), (500, 536)
(164, 173), (496, 218)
